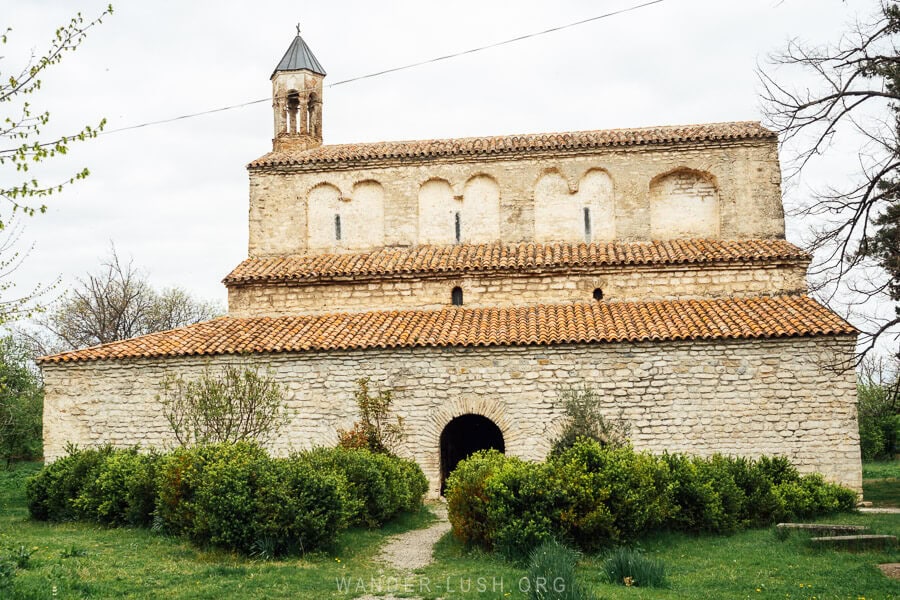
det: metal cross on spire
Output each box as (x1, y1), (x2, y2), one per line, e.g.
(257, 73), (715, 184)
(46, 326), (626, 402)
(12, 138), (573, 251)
(296, 23), (301, 36)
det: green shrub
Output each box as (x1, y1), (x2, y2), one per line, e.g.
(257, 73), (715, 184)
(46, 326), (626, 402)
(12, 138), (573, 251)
(188, 442), (271, 551)
(525, 539), (591, 600)
(276, 449), (426, 552)
(552, 441), (670, 543)
(155, 444), (226, 536)
(156, 443), (347, 555)
(754, 455), (800, 485)
(661, 453), (747, 533)
(773, 473), (858, 521)
(446, 444), (858, 556)
(726, 456), (783, 527)
(371, 451), (407, 520)
(550, 387), (630, 456)
(26, 445), (114, 521)
(291, 447), (427, 528)
(396, 457), (429, 512)
(295, 447), (390, 527)
(73, 448), (160, 526)
(485, 458), (564, 560)
(254, 457), (346, 555)
(27, 443), (420, 557)
(602, 547), (667, 588)
(446, 449), (508, 548)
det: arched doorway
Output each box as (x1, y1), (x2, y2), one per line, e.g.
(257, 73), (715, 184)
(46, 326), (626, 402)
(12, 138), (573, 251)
(439, 414), (505, 494)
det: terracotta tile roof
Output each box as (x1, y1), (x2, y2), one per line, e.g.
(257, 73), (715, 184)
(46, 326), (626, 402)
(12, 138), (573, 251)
(39, 295), (853, 364)
(248, 121), (775, 168)
(223, 239), (808, 285)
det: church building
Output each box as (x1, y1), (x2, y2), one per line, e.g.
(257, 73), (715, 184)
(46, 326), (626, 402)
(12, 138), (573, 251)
(39, 32), (862, 496)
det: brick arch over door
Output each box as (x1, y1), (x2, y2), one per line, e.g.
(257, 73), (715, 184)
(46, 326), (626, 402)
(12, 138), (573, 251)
(417, 397), (525, 496)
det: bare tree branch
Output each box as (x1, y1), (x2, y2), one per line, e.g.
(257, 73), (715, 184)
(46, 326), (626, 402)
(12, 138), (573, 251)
(760, 0), (900, 361)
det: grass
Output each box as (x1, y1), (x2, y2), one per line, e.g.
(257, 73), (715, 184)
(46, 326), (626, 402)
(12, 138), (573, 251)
(863, 460), (900, 480)
(863, 459), (900, 508)
(2, 462), (899, 598)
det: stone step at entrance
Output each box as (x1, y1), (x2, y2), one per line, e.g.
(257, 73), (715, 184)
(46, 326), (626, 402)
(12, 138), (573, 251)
(809, 535), (898, 551)
(776, 523), (869, 536)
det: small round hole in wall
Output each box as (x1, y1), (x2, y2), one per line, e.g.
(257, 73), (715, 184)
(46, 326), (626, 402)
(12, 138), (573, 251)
(592, 288), (604, 301)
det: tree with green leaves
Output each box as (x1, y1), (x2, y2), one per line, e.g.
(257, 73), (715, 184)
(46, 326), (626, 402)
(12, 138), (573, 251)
(337, 378), (405, 455)
(550, 385), (630, 456)
(1, 5), (113, 222)
(759, 0), (900, 359)
(857, 355), (900, 459)
(0, 6), (113, 326)
(157, 363), (287, 446)
(0, 336), (43, 466)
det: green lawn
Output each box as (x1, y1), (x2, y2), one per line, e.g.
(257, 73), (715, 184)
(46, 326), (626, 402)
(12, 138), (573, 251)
(2, 462), (899, 599)
(863, 461), (900, 481)
(864, 460), (900, 508)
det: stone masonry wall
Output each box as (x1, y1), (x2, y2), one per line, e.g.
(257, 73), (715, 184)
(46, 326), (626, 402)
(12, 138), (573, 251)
(247, 139), (783, 257)
(227, 261), (809, 317)
(41, 335), (861, 497)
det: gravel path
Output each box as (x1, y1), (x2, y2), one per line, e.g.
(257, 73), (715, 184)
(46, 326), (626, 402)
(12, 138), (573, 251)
(376, 501), (451, 571)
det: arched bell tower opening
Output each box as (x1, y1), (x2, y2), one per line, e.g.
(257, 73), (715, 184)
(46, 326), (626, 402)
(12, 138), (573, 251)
(439, 414), (505, 494)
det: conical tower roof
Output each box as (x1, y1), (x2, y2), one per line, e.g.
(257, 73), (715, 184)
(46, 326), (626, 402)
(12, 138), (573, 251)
(272, 32), (326, 78)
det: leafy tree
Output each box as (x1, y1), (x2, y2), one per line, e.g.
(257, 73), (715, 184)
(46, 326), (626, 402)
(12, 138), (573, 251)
(759, 0), (900, 358)
(1, 6), (113, 222)
(337, 378), (405, 455)
(857, 355), (900, 459)
(550, 385), (630, 456)
(157, 364), (287, 446)
(33, 247), (222, 354)
(0, 336), (43, 466)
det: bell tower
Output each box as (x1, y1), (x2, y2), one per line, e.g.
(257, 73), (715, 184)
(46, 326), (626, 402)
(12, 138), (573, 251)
(271, 25), (326, 152)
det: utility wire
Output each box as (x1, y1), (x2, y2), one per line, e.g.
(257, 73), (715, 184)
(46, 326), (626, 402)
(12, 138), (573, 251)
(101, 0), (666, 135)
(325, 0), (665, 88)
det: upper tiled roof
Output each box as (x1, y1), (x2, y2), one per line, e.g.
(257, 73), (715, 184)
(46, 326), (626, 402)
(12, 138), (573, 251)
(39, 295), (853, 364)
(223, 239), (808, 285)
(248, 121), (775, 168)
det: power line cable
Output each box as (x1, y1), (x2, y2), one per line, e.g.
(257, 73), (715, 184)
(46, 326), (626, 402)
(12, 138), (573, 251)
(101, 0), (666, 135)
(325, 0), (665, 88)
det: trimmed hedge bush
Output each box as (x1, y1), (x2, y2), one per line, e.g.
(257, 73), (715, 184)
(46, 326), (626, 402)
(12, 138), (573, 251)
(26, 445), (114, 522)
(27, 443), (428, 557)
(293, 446), (427, 527)
(445, 449), (508, 549)
(446, 439), (858, 559)
(74, 447), (159, 527)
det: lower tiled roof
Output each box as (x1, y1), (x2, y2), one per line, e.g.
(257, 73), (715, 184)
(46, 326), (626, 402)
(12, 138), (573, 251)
(248, 121), (775, 168)
(39, 295), (854, 364)
(224, 239), (808, 285)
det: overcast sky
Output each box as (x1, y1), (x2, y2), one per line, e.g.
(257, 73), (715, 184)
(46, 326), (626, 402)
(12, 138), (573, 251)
(1, 1), (890, 343)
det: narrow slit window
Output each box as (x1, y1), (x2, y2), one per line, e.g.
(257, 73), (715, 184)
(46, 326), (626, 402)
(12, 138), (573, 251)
(334, 214), (342, 241)
(583, 207), (592, 242)
(451, 286), (463, 306)
(454, 212), (462, 244)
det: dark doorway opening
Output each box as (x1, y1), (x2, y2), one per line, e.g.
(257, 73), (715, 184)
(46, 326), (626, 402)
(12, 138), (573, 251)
(439, 414), (505, 494)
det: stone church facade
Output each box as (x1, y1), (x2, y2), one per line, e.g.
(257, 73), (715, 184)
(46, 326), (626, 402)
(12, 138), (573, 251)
(39, 33), (862, 496)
